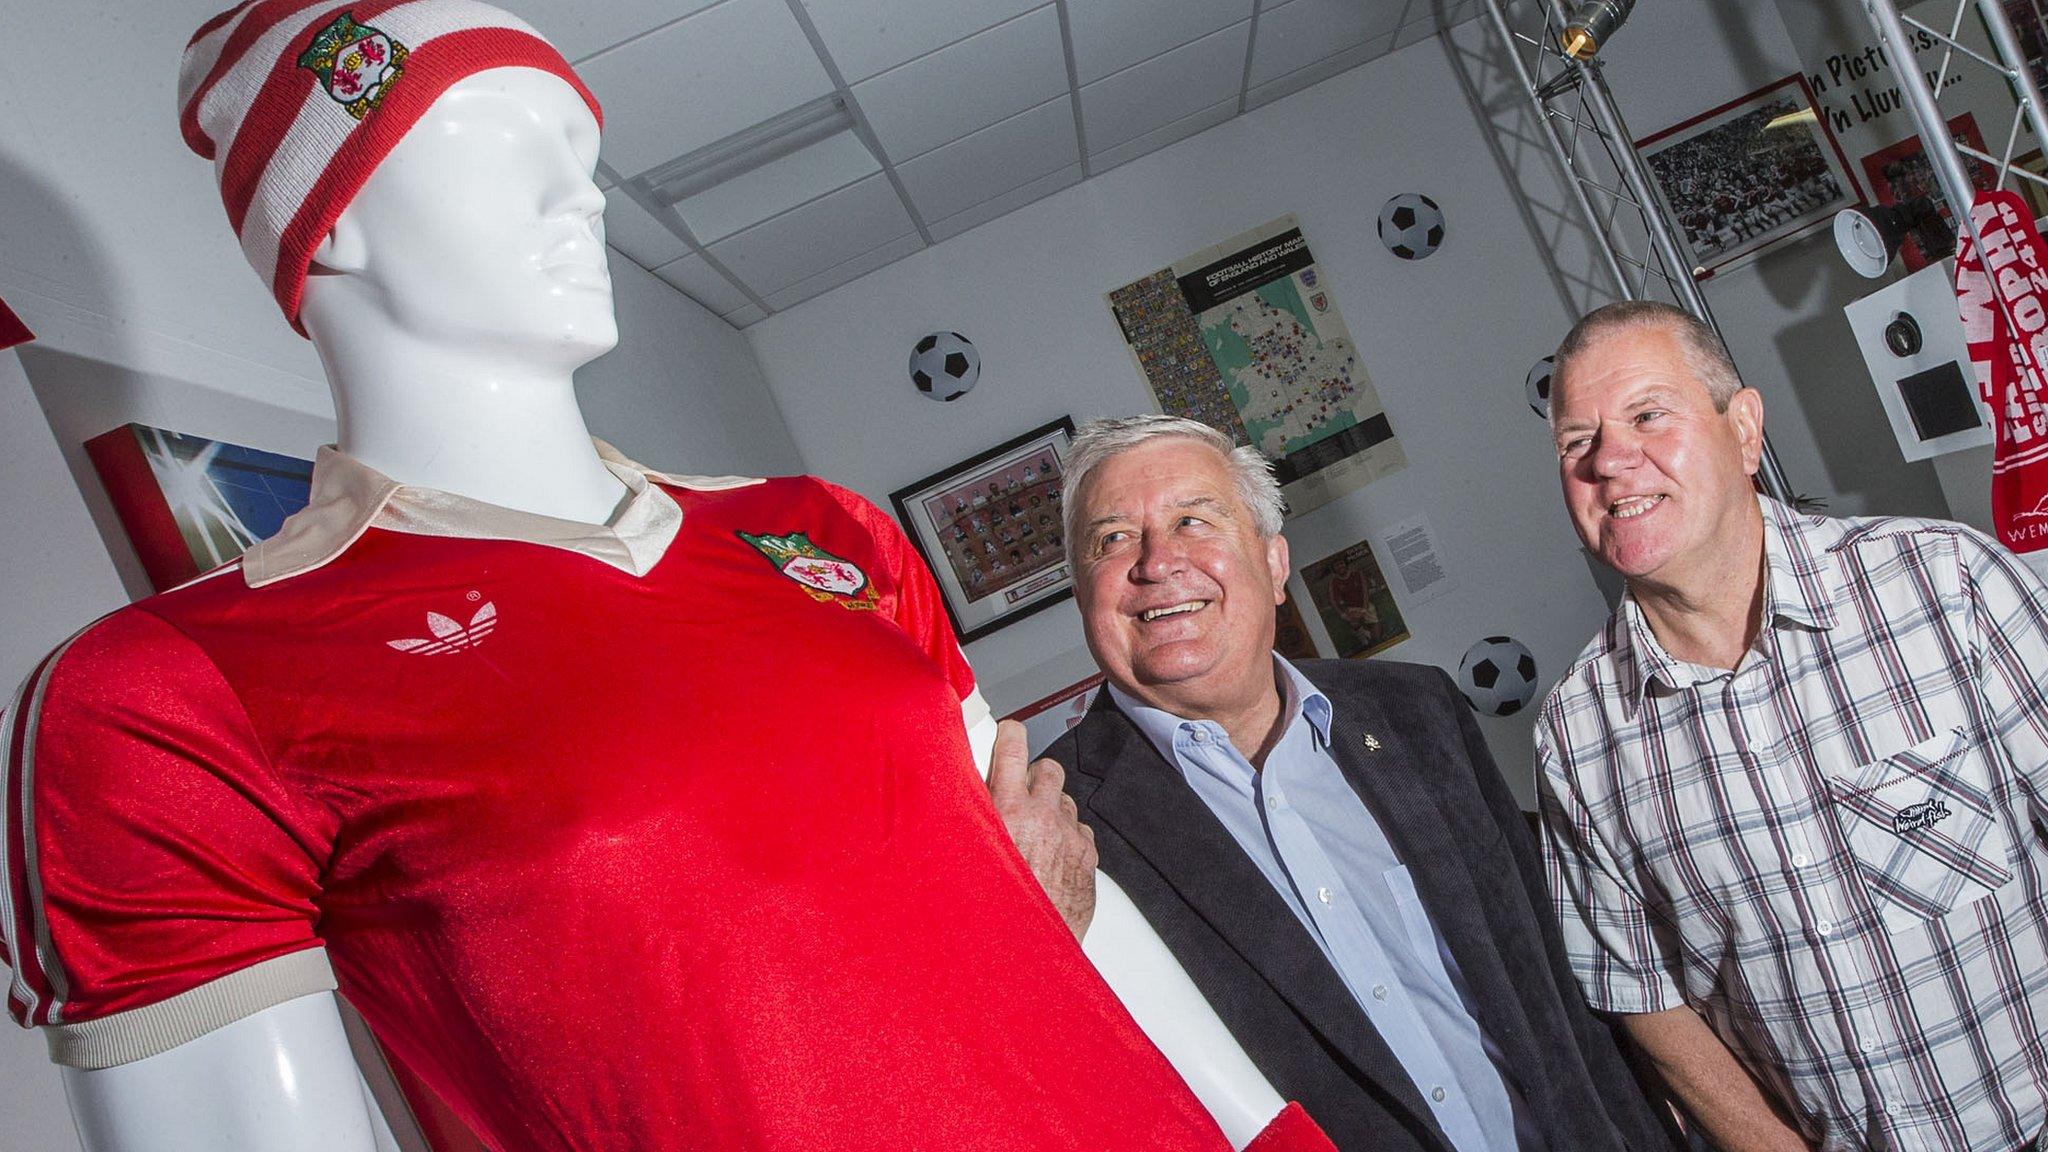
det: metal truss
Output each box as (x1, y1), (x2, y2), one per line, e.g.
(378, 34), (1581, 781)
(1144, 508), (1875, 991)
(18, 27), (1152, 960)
(1479, 0), (1796, 502)
(1859, 0), (2048, 269)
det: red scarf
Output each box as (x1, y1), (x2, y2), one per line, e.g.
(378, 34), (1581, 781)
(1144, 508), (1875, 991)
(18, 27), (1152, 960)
(1954, 188), (2048, 553)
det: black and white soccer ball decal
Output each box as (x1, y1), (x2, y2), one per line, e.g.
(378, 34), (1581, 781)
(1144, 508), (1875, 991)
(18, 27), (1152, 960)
(909, 331), (980, 402)
(1377, 193), (1445, 260)
(1526, 355), (1555, 419)
(1456, 635), (1538, 717)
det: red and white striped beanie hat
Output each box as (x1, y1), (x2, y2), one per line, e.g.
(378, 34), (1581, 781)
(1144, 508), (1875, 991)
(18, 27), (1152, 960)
(178, 1), (603, 333)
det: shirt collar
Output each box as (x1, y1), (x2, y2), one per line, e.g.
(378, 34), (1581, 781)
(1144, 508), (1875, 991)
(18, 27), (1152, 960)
(1609, 494), (1839, 713)
(241, 439), (761, 588)
(1105, 653), (1334, 769)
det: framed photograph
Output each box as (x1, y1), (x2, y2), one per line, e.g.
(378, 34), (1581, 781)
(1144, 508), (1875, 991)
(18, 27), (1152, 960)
(1301, 539), (1408, 659)
(84, 423), (314, 592)
(1637, 74), (1861, 278)
(1861, 113), (1995, 271)
(890, 417), (1076, 643)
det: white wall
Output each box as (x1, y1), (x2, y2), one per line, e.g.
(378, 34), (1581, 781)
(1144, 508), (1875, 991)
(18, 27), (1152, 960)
(745, 31), (1621, 803)
(745, 3), (1957, 807)
(0, 2), (799, 1143)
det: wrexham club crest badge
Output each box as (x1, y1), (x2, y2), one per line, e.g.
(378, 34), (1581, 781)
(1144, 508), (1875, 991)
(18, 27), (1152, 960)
(738, 530), (879, 610)
(298, 12), (409, 120)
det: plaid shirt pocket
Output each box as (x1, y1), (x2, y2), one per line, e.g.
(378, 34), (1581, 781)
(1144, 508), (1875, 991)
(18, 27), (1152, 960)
(1825, 727), (2016, 932)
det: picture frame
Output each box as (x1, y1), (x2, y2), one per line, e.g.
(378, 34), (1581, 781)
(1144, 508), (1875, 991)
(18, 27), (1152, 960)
(1636, 74), (1862, 279)
(1860, 113), (1994, 272)
(890, 416), (1077, 643)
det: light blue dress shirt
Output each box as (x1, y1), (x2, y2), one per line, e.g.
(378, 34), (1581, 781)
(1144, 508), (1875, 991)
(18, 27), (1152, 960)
(1106, 657), (1537, 1152)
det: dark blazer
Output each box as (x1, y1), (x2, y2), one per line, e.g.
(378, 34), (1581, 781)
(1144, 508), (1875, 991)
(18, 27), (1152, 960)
(1045, 658), (1674, 1152)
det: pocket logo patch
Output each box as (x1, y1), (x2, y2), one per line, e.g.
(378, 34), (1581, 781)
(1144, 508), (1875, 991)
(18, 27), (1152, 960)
(1891, 798), (1952, 836)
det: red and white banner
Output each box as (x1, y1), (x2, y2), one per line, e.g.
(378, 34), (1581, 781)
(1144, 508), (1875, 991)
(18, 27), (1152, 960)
(1955, 188), (2048, 553)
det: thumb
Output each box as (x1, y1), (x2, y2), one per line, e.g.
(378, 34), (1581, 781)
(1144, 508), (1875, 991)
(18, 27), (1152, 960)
(988, 719), (1030, 799)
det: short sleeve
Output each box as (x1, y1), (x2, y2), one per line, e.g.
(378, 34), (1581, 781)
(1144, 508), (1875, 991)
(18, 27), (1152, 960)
(2, 608), (333, 1068)
(1534, 727), (1683, 1015)
(812, 478), (977, 705)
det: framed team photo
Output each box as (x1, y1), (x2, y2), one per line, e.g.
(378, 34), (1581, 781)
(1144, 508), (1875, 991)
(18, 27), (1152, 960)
(1636, 74), (1861, 279)
(890, 416), (1077, 643)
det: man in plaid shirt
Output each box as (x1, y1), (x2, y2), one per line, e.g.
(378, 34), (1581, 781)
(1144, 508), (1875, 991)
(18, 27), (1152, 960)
(1536, 301), (2048, 1152)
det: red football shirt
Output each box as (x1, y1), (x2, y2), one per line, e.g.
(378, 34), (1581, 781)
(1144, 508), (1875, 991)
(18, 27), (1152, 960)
(2, 447), (1227, 1151)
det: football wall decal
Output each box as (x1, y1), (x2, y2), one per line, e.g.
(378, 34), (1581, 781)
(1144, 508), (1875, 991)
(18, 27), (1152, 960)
(909, 331), (980, 401)
(1526, 355), (1555, 419)
(1456, 635), (1538, 717)
(1377, 193), (1446, 260)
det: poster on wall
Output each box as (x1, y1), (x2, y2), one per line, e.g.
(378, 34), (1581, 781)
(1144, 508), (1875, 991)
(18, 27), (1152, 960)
(1861, 112), (1995, 270)
(1637, 75), (1861, 278)
(890, 417), (1076, 643)
(85, 423), (313, 592)
(1301, 539), (1408, 659)
(1107, 215), (1406, 517)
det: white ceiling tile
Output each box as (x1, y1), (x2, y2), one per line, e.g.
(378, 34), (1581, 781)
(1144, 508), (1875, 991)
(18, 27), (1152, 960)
(1089, 97), (1236, 174)
(1244, 31), (1394, 110)
(706, 174), (918, 294)
(723, 302), (770, 328)
(577, 0), (834, 178)
(852, 5), (1069, 162)
(928, 163), (1083, 242)
(897, 96), (1077, 224)
(800, 0), (1047, 82)
(764, 233), (927, 310)
(1080, 21), (1248, 152)
(504, 0), (722, 63)
(1066, 0), (1254, 84)
(675, 129), (881, 243)
(602, 189), (693, 268)
(1248, 0), (1409, 88)
(653, 253), (755, 316)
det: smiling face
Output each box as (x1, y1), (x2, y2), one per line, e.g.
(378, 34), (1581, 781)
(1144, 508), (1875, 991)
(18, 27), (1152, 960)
(1552, 323), (1764, 596)
(1071, 437), (1289, 721)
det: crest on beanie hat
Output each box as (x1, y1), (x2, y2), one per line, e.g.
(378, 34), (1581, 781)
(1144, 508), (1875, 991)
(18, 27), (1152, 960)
(296, 12), (410, 120)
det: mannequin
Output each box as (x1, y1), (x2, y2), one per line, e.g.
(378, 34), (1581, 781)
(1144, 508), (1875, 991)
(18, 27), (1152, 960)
(7, 5), (1323, 1149)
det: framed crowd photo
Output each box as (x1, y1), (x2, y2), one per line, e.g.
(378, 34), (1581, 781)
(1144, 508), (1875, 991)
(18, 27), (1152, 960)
(891, 416), (1077, 643)
(1861, 113), (1995, 272)
(1636, 74), (1861, 279)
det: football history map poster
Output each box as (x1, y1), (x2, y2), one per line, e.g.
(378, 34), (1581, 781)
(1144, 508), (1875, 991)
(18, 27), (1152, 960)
(1107, 215), (1406, 516)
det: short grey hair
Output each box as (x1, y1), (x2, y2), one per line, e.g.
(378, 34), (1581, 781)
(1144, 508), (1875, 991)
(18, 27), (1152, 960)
(1552, 301), (1743, 422)
(1060, 415), (1285, 562)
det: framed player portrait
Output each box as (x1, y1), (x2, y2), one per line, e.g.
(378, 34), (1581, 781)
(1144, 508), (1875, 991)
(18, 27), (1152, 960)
(1636, 74), (1862, 279)
(890, 416), (1077, 644)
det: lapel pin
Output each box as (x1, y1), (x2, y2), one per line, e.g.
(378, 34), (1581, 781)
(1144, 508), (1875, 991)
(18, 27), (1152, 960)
(1362, 733), (1382, 752)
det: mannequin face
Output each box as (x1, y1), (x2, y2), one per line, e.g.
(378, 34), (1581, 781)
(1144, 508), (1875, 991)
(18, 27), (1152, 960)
(307, 67), (616, 361)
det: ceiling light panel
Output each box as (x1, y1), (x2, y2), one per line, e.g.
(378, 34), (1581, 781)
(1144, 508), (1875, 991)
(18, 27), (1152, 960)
(505, 0), (723, 63)
(851, 4), (1068, 162)
(1065, 0), (1254, 85)
(575, 0), (834, 177)
(601, 187), (693, 268)
(674, 128), (882, 243)
(897, 95), (1078, 223)
(1080, 20), (1249, 152)
(799, 0), (1048, 83)
(705, 173), (918, 295)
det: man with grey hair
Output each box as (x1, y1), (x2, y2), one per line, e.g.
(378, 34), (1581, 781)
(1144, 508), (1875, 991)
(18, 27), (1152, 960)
(1537, 300), (2048, 1152)
(1039, 414), (1676, 1152)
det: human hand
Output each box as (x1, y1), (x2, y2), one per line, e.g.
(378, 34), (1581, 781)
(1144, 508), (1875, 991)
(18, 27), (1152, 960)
(987, 719), (1097, 941)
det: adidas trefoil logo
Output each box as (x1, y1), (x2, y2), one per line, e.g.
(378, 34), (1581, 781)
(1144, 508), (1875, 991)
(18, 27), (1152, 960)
(388, 595), (497, 655)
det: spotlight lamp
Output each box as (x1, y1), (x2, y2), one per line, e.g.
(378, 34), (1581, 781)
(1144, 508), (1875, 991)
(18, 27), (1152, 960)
(1560, 0), (1636, 60)
(1833, 197), (1954, 279)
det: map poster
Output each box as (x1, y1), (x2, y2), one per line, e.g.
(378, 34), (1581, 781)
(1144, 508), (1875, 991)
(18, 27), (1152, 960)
(1107, 214), (1406, 516)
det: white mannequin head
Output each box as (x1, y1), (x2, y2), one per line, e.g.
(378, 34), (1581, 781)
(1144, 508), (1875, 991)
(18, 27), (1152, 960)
(298, 65), (617, 370)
